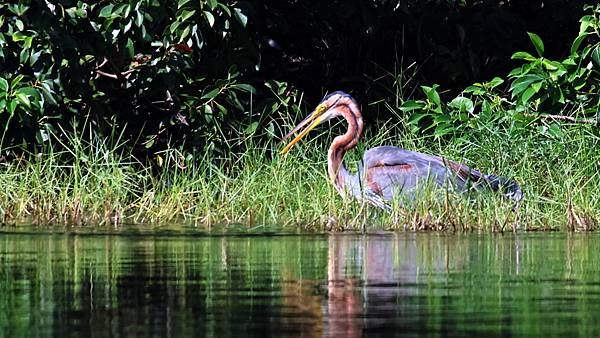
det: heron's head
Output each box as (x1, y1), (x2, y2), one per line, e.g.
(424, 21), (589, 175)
(279, 91), (356, 154)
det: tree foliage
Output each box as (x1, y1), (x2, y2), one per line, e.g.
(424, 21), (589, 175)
(0, 0), (596, 159)
(0, 0), (257, 156)
(402, 4), (600, 139)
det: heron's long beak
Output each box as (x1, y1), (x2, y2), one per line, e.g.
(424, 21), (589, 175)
(279, 104), (326, 154)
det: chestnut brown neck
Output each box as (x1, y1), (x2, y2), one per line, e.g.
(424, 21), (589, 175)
(327, 99), (364, 193)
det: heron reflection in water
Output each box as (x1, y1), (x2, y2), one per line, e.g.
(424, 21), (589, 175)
(280, 91), (522, 211)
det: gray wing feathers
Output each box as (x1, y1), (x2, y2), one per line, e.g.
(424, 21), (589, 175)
(359, 146), (523, 208)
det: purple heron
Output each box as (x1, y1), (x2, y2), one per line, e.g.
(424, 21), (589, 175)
(280, 91), (522, 210)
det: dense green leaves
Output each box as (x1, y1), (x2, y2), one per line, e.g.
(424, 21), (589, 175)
(0, 0), (598, 159)
(405, 4), (600, 140)
(0, 0), (258, 156)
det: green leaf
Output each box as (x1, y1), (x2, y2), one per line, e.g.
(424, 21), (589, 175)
(579, 15), (593, 35)
(201, 88), (220, 100)
(11, 31), (29, 42)
(433, 115), (451, 123)
(99, 4), (114, 18)
(29, 50), (41, 65)
(449, 96), (474, 114)
(19, 48), (28, 64)
(244, 121), (258, 135)
(135, 11), (144, 26)
(36, 129), (49, 143)
(169, 21), (181, 33)
(113, 4), (126, 16)
(433, 123), (453, 137)
(408, 113), (427, 124)
(125, 38), (134, 58)
(0, 77), (8, 93)
(487, 77), (504, 88)
(15, 19), (24, 31)
(463, 85), (485, 95)
(218, 3), (231, 16)
(592, 46), (600, 67)
(10, 74), (24, 89)
(527, 32), (544, 57)
(177, 0), (192, 9)
(511, 51), (536, 61)
(400, 100), (425, 112)
(39, 86), (58, 106)
(123, 19), (132, 33)
(571, 33), (590, 54)
(421, 85), (441, 107)
(234, 8), (247, 27)
(179, 9), (196, 22)
(547, 123), (562, 139)
(208, 0), (218, 10)
(508, 67), (524, 78)
(203, 11), (215, 27)
(510, 74), (544, 95)
(233, 83), (255, 93)
(16, 92), (30, 108)
(520, 87), (537, 104)
(541, 59), (558, 71)
(179, 25), (190, 41)
(7, 100), (17, 114)
(19, 87), (41, 108)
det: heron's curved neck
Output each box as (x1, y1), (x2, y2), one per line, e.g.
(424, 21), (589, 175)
(327, 101), (363, 193)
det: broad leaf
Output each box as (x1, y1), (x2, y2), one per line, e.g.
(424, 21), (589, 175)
(201, 88), (221, 100)
(99, 4), (114, 18)
(449, 96), (474, 114)
(203, 11), (215, 27)
(179, 10), (196, 22)
(591, 46), (600, 67)
(511, 51), (536, 61)
(0, 77), (8, 93)
(487, 77), (504, 88)
(400, 100), (425, 111)
(520, 87), (537, 104)
(421, 85), (441, 106)
(234, 8), (247, 27)
(527, 32), (545, 57)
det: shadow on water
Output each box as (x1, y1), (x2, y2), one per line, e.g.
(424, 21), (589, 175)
(0, 230), (599, 337)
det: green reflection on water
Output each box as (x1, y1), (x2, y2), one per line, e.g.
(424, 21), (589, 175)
(0, 231), (599, 337)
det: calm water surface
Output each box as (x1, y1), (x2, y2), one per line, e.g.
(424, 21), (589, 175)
(0, 230), (599, 337)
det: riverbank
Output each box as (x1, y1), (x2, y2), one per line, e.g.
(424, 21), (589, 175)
(1, 118), (598, 232)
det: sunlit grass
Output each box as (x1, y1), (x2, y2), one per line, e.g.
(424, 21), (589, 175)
(0, 112), (599, 232)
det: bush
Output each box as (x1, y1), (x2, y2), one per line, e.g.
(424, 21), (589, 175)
(400, 4), (600, 140)
(0, 0), (257, 156)
(0, 1), (594, 160)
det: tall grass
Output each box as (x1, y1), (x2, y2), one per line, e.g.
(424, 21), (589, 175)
(1, 110), (598, 232)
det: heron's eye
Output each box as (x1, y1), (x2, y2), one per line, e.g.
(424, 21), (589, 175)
(316, 104), (327, 115)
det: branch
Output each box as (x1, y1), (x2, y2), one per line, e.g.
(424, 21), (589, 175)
(95, 70), (118, 79)
(524, 113), (598, 125)
(95, 68), (135, 80)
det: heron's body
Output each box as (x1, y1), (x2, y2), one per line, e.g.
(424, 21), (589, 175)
(280, 91), (522, 210)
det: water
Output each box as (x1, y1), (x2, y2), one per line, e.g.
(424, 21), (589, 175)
(0, 230), (599, 337)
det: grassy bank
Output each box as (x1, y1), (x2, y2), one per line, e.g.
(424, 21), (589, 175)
(1, 114), (599, 232)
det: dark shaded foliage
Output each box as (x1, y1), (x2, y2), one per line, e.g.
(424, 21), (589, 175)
(257, 0), (591, 101)
(0, 0), (259, 158)
(0, 0), (596, 160)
